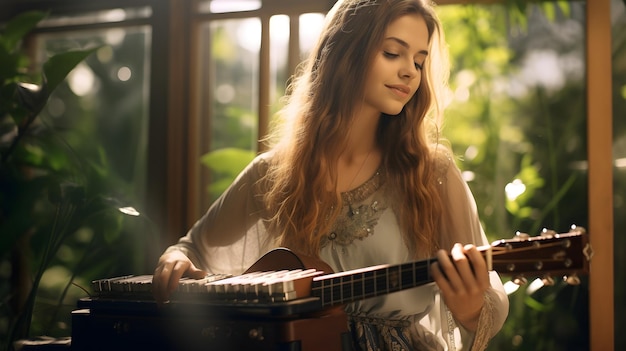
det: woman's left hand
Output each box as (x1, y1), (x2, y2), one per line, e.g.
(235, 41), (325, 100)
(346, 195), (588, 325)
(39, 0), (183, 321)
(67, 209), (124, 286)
(431, 243), (491, 332)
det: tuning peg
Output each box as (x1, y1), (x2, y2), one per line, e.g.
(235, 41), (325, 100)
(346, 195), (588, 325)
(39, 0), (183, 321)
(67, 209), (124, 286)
(563, 274), (581, 285)
(569, 224), (586, 234)
(583, 242), (594, 261)
(541, 275), (555, 286)
(540, 228), (556, 238)
(512, 276), (527, 285)
(514, 231), (530, 240)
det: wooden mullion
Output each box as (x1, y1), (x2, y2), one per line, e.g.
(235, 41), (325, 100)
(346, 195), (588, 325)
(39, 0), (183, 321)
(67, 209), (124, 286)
(163, 0), (192, 245)
(586, 1), (614, 350)
(145, 0), (169, 253)
(258, 15), (271, 152)
(185, 0), (205, 229)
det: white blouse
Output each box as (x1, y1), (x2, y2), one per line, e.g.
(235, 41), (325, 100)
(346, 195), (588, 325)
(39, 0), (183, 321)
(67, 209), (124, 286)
(166, 151), (509, 350)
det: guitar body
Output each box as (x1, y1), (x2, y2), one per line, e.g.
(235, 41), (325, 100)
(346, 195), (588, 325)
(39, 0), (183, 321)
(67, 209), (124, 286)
(244, 247), (335, 276)
(244, 248), (352, 350)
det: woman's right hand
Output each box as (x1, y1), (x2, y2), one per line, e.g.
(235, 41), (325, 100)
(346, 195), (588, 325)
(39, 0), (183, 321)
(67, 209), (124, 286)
(152, 250), (207, 304)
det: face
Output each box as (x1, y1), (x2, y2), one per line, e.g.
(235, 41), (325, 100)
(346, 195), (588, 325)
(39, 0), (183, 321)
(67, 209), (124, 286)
(362, 14), (429, 116)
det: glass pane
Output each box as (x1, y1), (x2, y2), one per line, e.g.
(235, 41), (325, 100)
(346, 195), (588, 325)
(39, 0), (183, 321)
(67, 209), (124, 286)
(39, 7), (151, 27)
(612, 0), (626, 348)
(197, 0), (261, 14)
(299, 13), (325, 60)
(270, 15), (289, 112)
(437, 2), (588, 350)
(199, 18), (260, 202)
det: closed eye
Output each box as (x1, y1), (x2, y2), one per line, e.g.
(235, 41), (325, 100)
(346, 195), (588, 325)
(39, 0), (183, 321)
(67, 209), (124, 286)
(384, 50), (424, 71)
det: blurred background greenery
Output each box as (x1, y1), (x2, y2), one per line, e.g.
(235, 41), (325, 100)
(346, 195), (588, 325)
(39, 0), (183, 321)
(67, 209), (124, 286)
(0, 0), (624, 350)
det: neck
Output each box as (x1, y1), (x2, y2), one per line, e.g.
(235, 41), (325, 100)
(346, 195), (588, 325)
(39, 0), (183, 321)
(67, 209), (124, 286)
(341, 110), (380, 160)
(335, 112), (382, 192)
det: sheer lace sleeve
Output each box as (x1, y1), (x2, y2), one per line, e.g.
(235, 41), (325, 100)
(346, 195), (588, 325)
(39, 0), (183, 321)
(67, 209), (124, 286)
(164, 154), (277, 275)
(434, 150), (509, 350)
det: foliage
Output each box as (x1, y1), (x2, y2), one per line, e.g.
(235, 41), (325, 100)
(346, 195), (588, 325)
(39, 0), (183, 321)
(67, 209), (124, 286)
(200, 24), (259, 200)
(201, 147), (255, 200)
(438, 2), (589, 350)
(493, 278), (589, 350)
(0, 11), (145, 349)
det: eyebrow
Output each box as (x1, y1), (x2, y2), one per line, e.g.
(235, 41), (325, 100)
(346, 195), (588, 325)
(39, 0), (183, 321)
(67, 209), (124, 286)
(385, 37), (429, 56)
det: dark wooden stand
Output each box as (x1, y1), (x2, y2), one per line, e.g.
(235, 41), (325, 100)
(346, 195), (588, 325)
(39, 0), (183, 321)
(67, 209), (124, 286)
(71, 298), (353, 351)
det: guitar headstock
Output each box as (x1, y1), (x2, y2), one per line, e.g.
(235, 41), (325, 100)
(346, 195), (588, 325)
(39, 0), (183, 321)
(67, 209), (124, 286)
(489, 225), (592, 285)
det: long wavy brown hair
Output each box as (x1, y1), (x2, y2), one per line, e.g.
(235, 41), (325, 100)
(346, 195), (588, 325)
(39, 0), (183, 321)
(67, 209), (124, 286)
(263, 0), (451, 259)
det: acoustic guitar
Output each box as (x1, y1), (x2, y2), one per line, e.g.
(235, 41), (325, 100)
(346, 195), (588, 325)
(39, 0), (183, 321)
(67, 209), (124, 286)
(76, 226), (591, 351)
(238, 225), (592, 308)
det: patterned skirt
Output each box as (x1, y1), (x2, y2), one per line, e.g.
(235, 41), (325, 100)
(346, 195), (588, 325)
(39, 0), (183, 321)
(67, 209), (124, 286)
(348, 314), (446, 351)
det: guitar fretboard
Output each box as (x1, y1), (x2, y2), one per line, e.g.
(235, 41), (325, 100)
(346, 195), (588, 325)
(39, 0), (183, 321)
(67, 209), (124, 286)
(310, 258), (436, 307)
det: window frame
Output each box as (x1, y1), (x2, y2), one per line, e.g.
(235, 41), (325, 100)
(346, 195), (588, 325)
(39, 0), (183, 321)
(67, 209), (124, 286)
(0, 0), (614, 349)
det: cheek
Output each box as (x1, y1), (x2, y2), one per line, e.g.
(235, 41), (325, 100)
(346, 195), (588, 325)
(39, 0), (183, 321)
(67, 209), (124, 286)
(409, 81), (425, 104)
(409, 81), (421, 100)
(416, 73), (423, 89)
(412, 75), (424, 96)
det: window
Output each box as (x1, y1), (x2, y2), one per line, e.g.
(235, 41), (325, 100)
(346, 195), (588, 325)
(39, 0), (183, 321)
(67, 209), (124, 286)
(0, 0), (618, 349)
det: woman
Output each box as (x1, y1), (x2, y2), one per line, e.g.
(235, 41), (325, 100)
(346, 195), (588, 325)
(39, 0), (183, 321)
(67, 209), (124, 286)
(153, 0), (509, 350)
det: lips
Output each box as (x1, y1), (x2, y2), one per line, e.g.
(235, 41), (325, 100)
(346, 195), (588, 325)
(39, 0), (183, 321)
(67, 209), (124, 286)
(385, 84), (411, 98)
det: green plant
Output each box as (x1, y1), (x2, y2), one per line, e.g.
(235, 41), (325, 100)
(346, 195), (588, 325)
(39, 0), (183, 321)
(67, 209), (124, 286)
(0, 11), (135, 349)
(201, 147), (255, 201)
(437, 2), (589, 349)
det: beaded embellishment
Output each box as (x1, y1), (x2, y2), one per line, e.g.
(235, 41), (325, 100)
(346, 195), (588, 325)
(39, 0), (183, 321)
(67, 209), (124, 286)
(320, 150), (452, 249)
(321, 169), (388, 248)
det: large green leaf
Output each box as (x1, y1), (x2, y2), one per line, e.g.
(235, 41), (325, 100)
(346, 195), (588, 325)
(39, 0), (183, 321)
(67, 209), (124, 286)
(43, 47), (99, 96)
(0, 44), (21, 83)
(201, 148), (255, 199)
(0, 11), (47, 52)
(201, 147), (255, 175)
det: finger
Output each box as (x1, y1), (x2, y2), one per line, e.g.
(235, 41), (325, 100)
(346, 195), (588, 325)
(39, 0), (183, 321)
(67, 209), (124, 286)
(187, 265), (208, 280)
(152, 264), (172, 303)
(436, 248), (465, 292)
(451, 244), (477, 288)
(166, 260), (189, 295)
(463, 244), (490, 288)
(463, 244), (486, 271)
(431, 261), (452, 292)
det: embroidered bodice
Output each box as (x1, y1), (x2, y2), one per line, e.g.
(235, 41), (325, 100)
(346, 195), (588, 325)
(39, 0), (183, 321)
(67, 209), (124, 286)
(321, 168), (388, 248)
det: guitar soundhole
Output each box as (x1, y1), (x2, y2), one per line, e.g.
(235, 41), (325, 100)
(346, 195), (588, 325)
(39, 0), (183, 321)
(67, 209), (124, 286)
(534, 261), (543, 271)
(507, 263), (516, 272)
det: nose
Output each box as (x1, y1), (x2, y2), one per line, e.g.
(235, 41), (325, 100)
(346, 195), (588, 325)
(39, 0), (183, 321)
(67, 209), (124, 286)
(399, 61), (419, 80)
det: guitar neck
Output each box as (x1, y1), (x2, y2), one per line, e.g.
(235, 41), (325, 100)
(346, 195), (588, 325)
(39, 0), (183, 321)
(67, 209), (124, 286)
(310, 257), (438, 308)
(309, 227), (591, 308)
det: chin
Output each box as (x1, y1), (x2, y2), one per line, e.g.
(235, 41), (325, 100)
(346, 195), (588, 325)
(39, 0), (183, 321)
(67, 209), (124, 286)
(382, 106), (405, 116)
